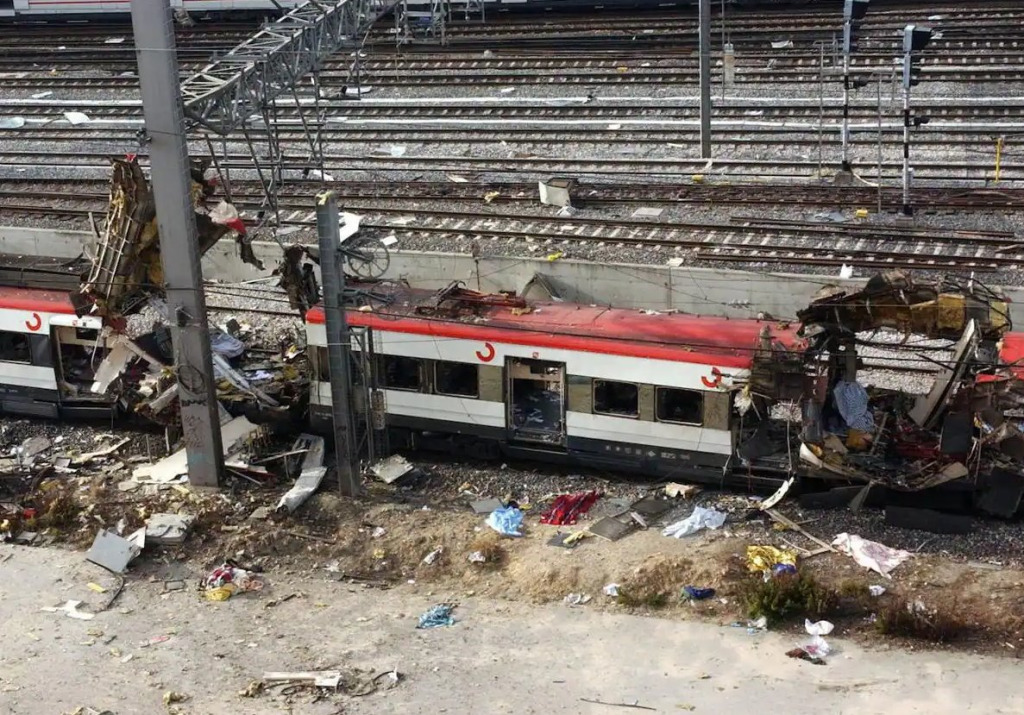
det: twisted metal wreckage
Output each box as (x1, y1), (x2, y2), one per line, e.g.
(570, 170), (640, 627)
(76, 157), (309, 427)
(743, 270), (1024, 516)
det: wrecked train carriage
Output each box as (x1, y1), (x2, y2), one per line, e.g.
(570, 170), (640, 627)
(794, 271), (1024, 513)
(0, 285), (118, 419)
(304, 281), (807, 490)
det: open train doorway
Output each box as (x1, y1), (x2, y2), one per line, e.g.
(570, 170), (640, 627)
(506, 357), (566, 447)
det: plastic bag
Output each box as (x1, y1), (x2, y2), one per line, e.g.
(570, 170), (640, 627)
(485, 506), (524, 537)
(661, 506), (726, 538)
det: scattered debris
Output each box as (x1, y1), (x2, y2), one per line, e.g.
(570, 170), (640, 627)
(42, 600), (94, 620)
(485, 506), (524, 537)
(564, 592), (592, 607)
(417, 604), (455, 629)
(86, 528), (144, 574)
(538, 177), (575, 208)
(370, 454), (415, 485)
(603, 583), (621, 597)
(133, 416), (261, 484)
(469, 497), (504, 515)
(661, 506), (727, 538)
(682, 586), (716, 601)
(422, 547), (443, 565)
(540, 491), (601, 525)
(746, 545), (798, 576)
(276, 435), (327, 513)
(631, 207), (664, 219)
(664, 483), (699, 499)
(579, 697), (656, 711)
(869, 585), (886, 597)
(468, 551), (487, 563)
(200, 562), (265, 601)
(162, 691), (188, 706)
(588, 516), (634, 541)
(832, 533), (911, 579)
(145, 513), (194, 546)
(263, 671), (342, 688)
(547, 530), (590, 549)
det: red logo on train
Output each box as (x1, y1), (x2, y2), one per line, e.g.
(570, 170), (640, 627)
(475, 342), (496, 362)
(701, 367), (723, 389)
(25, 313), (42, 332)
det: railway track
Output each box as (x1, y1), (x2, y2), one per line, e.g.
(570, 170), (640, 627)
(0, 149), (1016, 183)
(2, 181), (1022, 212)
(4, 97), (1024, 123)
(3, 191), (1023, 272)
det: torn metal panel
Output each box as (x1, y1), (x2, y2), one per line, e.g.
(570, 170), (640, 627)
(798, 271), (1010, 341)
(132, 415), (260, 483)
(909, 320), (978, 429)
(77, 157), (254, 321)
(90, 337), (134, 394)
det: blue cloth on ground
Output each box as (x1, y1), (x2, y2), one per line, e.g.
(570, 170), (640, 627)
(485, 506), (524, 537)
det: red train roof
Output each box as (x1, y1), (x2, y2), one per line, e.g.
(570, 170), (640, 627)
(0, 285), (76, 314)
(307, 284), (806, 368)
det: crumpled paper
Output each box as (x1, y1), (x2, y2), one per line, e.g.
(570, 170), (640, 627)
(661, 506), (726, 538)
(832, 533), (911, 579)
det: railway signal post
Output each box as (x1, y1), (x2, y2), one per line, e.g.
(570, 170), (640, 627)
(315, 191), (360, 497)
(698, 0), (712, 159)
(132, 0), (224, 488)
(841, 0), (870, 173)
(902, 23), (933, 216)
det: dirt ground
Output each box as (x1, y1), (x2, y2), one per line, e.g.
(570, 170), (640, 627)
(6, 462), (1024, 714)
(2, 544), (1024, 715)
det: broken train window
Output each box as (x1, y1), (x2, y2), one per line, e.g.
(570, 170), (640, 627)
(434, 360), (478, 398)
(656, 387), (703, 425)
(593, 379), (639, 417)
(378, 354), (422, 391)
(0, 330), (30, 363)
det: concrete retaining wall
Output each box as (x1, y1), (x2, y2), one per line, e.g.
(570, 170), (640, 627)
(6, 225), (1024, 323)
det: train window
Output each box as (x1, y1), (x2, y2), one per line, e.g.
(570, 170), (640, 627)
(593, 379), (639, 417)
(656, 387), (703, 425)
(313, 347), (366, 386)
(434, 361), (478, 398)
(0, 331), (30, 364)
(379, 355), (422, 391)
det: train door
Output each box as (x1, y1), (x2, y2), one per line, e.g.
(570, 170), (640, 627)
(506, 357), (566, 447)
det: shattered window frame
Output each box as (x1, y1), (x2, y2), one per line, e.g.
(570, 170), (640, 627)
(434, 360), (479, 398)
(0, 330), (32, 364)
(378, 354), (423, 392)
(592, 379), (640, 418)
(655, 386), (704, 426)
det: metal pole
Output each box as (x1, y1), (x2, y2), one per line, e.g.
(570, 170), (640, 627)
(698, 0), (712, 159)
(841, 19), (851, 171)
(315, 191), (359, 496)
(902, 48), (912, 216)
(131, 0), (224, 488)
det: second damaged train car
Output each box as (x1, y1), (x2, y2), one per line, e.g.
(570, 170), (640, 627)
(305, 274), (1024, 513)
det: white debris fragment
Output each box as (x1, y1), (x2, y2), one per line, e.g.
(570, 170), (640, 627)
(42, 600), (95, 620)
(63, 111), (91, 125)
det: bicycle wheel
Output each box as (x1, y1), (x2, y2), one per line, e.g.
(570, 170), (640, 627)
(344, 234), (391, 279)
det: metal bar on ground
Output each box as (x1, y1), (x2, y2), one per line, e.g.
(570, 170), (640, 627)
(315, 191), (360, 496)
(132, 0), (224, 488)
